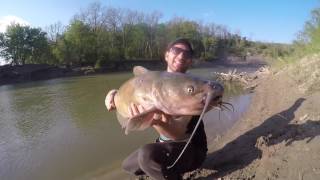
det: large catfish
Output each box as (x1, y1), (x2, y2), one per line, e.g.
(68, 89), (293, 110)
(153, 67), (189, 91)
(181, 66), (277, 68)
(112, 66), (224, 135)
(110, 66), (224, 168)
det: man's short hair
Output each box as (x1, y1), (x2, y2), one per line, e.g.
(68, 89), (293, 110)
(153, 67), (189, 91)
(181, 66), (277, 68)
(166, 38), (194, 56)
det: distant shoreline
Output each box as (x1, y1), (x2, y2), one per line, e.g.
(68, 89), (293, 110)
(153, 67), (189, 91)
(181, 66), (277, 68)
(0, 57), (267, 86)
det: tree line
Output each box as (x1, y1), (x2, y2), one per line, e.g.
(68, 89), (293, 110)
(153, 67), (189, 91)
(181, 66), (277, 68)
(0, 2), (292, 67)
(292, 7), (320, 56)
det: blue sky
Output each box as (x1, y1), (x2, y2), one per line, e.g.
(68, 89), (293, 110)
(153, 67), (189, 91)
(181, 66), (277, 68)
(0, 0), (319, 44)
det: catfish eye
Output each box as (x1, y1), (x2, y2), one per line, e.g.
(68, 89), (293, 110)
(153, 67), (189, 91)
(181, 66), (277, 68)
(186, 86), (194, 94)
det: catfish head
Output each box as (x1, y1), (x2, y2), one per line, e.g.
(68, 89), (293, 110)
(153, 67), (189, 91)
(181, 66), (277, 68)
(151, 71), (224, 116)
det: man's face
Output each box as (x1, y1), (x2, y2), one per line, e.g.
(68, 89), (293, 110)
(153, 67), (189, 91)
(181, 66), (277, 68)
(165, 43), (192, 73)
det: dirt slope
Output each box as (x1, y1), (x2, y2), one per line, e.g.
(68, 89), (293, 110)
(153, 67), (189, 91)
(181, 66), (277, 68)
(189, 68), (320, 180)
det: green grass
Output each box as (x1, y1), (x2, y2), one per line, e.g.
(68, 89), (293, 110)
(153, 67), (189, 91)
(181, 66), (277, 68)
(273, 53), (320, 93)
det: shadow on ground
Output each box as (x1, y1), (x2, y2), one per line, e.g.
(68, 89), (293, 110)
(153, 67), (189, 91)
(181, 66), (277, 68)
(187, 98), (320, 179)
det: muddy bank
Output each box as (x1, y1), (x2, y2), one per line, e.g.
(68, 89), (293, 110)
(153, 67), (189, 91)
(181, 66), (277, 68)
(0, 58), (266, 86)
(186, 66), (320, 179)
(0, 64), (76, 86)
(193, 56), (267, 70)
(0, 61), (164, 86)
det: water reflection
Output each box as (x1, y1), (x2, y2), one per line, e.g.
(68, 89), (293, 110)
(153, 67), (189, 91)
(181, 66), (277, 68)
(204, 93), (252, 143)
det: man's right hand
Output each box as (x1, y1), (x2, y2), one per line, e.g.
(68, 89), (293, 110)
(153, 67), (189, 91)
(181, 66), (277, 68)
(105, 89), (118, 111)
(128, 103), (171, 126)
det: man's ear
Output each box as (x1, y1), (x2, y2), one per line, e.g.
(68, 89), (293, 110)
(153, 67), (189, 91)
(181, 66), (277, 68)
(164, 52), (169, 62)
(187, 58), (193, 66)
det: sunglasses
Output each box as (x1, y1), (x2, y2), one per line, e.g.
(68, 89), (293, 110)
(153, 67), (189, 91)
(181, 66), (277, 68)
(170, 46), (193, 59)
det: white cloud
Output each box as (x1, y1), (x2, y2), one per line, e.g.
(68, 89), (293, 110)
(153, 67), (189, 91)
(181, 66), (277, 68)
(0, 15), (30, 33)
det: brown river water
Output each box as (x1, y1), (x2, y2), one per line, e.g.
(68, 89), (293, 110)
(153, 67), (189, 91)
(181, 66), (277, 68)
(0, 67), (255, 180)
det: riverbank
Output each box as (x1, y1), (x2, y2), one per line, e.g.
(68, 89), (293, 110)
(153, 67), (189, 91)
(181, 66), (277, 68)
(0, 64), (77, 86)
(186, 55), (320, 179)
(0, 57), (266, 86)
(0, 61), (164, 86)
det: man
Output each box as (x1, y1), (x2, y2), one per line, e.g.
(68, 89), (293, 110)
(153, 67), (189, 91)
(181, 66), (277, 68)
(105, 38), (207, 180)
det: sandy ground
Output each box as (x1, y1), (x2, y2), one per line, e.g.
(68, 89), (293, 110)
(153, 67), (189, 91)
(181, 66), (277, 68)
(185, 67), (320, 179)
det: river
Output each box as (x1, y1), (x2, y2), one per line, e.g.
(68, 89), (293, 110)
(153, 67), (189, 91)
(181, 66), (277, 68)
(0, 67), (255, 180)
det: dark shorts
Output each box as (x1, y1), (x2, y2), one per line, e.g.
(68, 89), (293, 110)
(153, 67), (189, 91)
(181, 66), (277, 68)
(122, 116), (207, 180)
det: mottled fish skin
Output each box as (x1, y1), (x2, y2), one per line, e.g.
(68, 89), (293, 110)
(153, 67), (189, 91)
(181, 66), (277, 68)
(113, 66), (224, 134)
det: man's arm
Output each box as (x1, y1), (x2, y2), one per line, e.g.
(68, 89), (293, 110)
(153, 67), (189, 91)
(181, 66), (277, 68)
(106, 89), (172, 128)
(128, 103), (171, 126)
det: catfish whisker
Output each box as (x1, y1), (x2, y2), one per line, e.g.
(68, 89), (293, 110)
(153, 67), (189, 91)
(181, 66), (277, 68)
(214, 103), (230, 111)
(221, 102), (234, 112)
(210, 105), (223, 111)
(220, 104), (232, 111)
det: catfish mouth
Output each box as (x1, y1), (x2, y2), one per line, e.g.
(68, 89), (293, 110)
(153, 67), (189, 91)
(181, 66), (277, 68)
(211, 95), (223, 105)
(201, 94), (223, 107)
(203, 80), (225, 107)
(202, 93), (235, 112)
(193, 93), (223, 112)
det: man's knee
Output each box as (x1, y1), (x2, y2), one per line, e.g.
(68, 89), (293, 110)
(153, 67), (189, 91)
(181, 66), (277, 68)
(122, 151), (145, 175)
(138, 144), (171, 179)
(122, 158), (145, 176)
(138, 144), (160, 165)
(121, 159), (130, 172)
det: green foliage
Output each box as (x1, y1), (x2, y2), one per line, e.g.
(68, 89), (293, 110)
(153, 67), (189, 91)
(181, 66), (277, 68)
(275, 7), (320, 67)
(201, 36), (218, 60)
(1, 2), (293, 67)
(0, 24), (49, 65)
(268, 6), (320, 93)
(166, 18), (200, 40)
(63, 20), (96, 65)
(298, 8), (320, 54)
(125, 23), (149, 59)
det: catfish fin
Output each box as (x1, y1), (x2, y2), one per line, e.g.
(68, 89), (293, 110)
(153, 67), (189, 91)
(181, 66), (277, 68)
(133, 66), (149, 76)
(116, 112), (127, 129)
(125, 106), (159, 135)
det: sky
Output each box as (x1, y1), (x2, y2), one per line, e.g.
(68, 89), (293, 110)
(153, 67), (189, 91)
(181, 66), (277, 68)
(0, 0), (319, 64)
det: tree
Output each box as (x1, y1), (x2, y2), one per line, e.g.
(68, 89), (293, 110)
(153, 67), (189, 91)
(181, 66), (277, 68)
(144, 11), (163, 59)
(303, 8), (320, 52)
(125, 23), (148, 59)
(61, 20), (96, 65)
(45, 21), (65, 43)
(0, 24), (49, 65)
